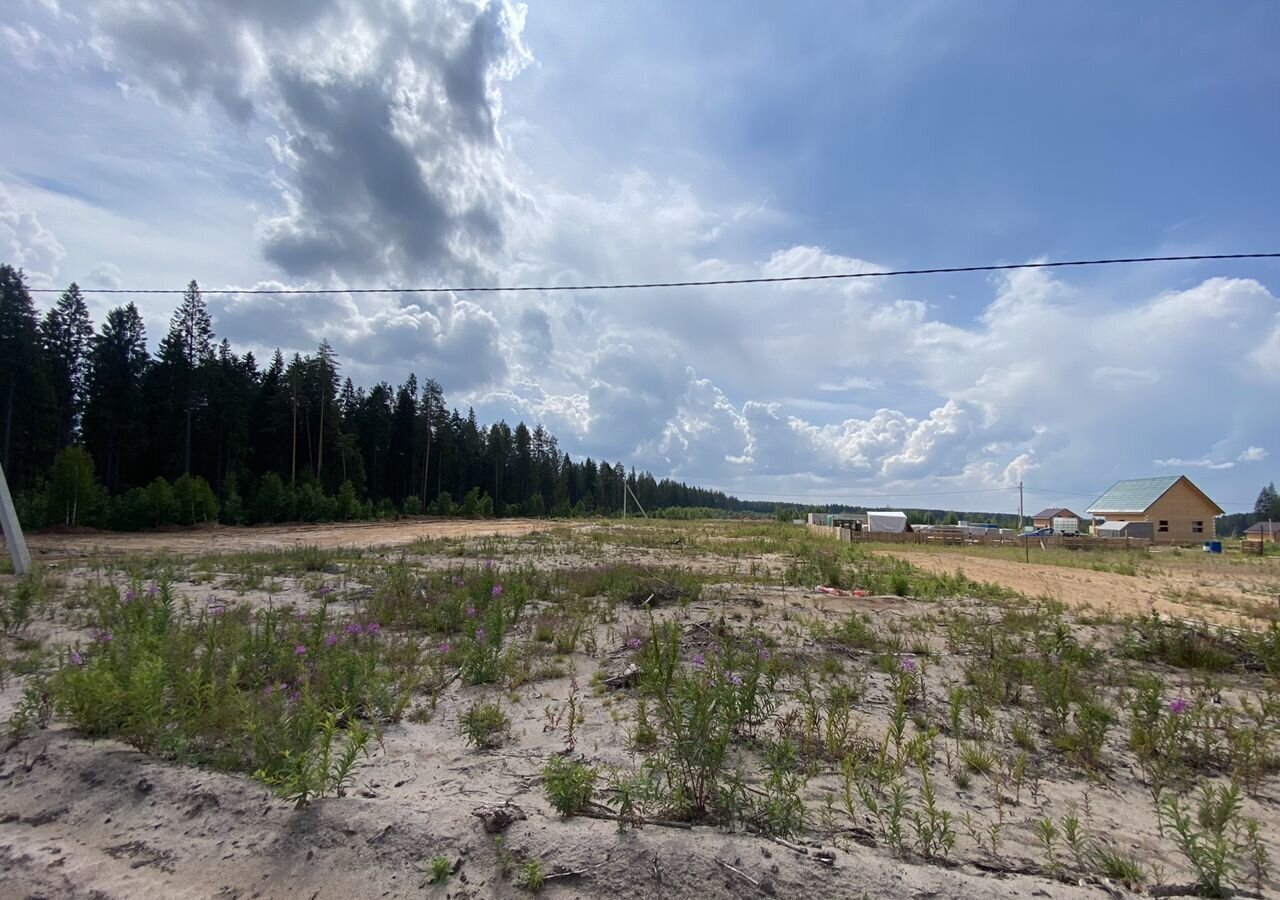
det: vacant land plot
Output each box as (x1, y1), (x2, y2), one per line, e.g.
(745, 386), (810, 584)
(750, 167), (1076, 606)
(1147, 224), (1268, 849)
(16, 517), (556, 562)
(2, 519), (1277, 899)
(873, 546), (1280, 626)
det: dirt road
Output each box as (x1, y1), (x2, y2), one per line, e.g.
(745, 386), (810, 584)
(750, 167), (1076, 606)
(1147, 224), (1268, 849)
(17, 518), (557, 562)
(875, 547), (1275, 624)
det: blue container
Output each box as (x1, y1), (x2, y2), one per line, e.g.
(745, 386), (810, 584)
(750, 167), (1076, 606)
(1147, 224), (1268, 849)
(1209, 541), (1222, 554)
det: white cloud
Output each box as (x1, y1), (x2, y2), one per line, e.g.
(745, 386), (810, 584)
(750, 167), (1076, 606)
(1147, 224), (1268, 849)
(0, 183), (65, 286)
(1238, 446), (1268, 463)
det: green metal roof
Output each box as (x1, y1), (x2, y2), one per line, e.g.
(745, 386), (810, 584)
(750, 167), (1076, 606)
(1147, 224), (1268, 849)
(1087, 476), (1182, 514)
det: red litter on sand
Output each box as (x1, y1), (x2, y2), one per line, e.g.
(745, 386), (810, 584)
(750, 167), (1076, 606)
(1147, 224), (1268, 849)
(815, 586), (869, 598)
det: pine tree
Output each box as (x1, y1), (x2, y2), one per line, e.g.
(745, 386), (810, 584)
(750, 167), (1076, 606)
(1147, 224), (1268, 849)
(1256, 482), (1280, 520)
(39, 282), (94, 449)
(84, 304), (149, 491)
(0, 264), (52, 487)
(156, 280), (213, 475)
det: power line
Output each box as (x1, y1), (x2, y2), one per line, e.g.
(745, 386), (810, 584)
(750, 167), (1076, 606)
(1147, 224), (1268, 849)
(26, 252), (1280, 295)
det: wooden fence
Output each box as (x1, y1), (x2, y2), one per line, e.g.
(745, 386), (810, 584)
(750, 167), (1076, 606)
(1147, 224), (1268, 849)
(806, 524), (1152, 550)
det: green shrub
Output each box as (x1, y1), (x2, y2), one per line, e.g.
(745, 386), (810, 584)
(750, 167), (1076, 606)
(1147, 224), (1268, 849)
(542, 755), (597, 816)
(173, 474), (219, 525)
(459, 699), (511, 749)
(141, 477), (179, 527)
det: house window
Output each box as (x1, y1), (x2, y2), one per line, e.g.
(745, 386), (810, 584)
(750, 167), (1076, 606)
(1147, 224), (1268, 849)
(1158, 520), (1169, 532)
(1192, 521), (1204, 534)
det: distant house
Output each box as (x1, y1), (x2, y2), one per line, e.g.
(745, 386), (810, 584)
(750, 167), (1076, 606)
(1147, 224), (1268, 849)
(1087, 475), (1223, 544)
(1030, 507), (1083, 532)
(1244, 521), (1280, 544)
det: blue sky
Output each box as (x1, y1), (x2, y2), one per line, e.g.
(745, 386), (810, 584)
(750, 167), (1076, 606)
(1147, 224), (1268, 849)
(2, 1), (1277, 513)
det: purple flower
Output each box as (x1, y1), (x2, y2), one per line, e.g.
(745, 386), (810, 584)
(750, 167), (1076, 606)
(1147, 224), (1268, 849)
(287, 689), (301, 705)
(1168, 697), (1191, 715)
(475, 627), (487, 644)
(466, 606), (477, 618)
(294, 644), (307, 656)
(451, 575), (465, 587)
(366, 622), (381, 636)
(726, 671), (744, 687)
(483, 559), (494, 570)
(318, 585), (333, 596)
(491, 585), (503, 598)
(325, 633), (339, 647)
(210, 605), (225, 619)
(438, 641), (451, 654)
(146, 583), (159, 597)
(70, 650), (84, 667)
(899, 657), (919, 674)
(94, 629), (113, 645)
(262, 683), (276, 698)
(294, 610), (306, 621)
(346, 622), (363, 635)
(691, 653), (706, 670)
(123, 589), (136, 604)
(627, 637), (643, 650)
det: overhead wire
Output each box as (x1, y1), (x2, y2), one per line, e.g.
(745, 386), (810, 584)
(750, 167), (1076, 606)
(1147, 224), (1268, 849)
(25, 251), (1280, 295)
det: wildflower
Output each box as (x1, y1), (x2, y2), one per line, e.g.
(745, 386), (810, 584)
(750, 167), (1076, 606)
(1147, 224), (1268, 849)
(123, 589), (136, 604)
(627, 637), (643, 650)
(491, 585), (503, 598)
(287, 689), (301, 705)
(295, 644), (307, 656)
(262, 683), (275, 698)
(147, 583), (159, 597)
(475, 627), (488, 644)
(94, 629), (113, 645)
(318, 585), (333, 596)
(451, 574), (465, 587)
(692, 653), (706, 670)
(438, 641), (451, 654)
(346, 622), (363, 635)
(210, 605), (225, 619)
(726, 671), (744, 687)
(70, 650), (84, 667)
(466, 606), (477, 618)
(1168, 697), (1191, 715)
(367, 622), (381, 636)
(325, 633), (339, 647)
(899, 657), (919, 674)
(483, 559), (494, 570)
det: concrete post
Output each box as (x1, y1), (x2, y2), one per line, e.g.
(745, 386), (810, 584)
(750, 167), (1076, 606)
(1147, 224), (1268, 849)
(0, 460), (32, 575)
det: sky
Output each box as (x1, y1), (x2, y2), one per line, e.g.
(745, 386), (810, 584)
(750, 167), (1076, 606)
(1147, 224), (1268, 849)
(2, 0), (1278, 515)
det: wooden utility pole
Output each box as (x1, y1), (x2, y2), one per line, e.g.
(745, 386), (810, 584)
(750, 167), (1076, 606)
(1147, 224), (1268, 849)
(0, 459), (31, 575)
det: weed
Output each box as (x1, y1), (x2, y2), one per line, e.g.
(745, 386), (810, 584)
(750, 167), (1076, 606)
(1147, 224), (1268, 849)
(517, 859), (545, 892)
(543, 755), (597, 817)
(459, 700), (512, 750)
(426, 855), (451, 884)
(1159, 781), (1266, 897)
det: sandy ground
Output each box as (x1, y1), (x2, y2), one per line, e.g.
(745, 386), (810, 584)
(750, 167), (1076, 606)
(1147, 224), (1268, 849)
(4, 522), (1277, 899)
(874, 548), (1280, 625)
(13, 518), (557, 562)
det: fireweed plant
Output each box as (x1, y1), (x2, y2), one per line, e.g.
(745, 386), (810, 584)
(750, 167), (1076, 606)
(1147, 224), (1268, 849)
(48, 578), (420, 805)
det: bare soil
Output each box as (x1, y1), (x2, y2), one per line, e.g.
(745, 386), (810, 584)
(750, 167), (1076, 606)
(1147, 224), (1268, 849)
(875, 548), (1280, 626)
(3, 521), (1277, 899)
(16, 518), (555, 562)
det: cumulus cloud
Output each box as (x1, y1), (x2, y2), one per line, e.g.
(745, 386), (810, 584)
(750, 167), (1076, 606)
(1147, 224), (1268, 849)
(0, 183), (65, 286)
(88, 0), (532, 281)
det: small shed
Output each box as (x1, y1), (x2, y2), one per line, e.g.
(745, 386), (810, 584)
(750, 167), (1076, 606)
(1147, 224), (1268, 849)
(1031, 507), (1082, 532)
(1244, 522), (1280, 544)
(1096, 520), (1154, 540)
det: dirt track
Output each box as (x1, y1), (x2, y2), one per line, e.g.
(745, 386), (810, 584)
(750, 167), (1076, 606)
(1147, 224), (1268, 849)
(17, 518), (557, 562)
(875, 547), (1276, 625)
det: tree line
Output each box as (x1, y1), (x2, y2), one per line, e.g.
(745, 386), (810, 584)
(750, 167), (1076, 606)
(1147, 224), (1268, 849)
(0, 265), (768, 530)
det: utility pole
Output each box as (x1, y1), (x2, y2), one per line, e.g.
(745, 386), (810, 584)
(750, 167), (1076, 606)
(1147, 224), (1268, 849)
(0, 460), (32, 575)
(1019, 480), (1028, 564)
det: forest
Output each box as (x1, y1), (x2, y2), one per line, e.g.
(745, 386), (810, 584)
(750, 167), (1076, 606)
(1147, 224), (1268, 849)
(0, 265), (767, 530)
